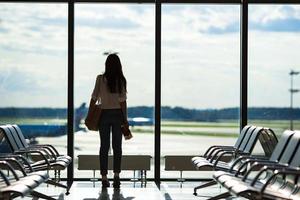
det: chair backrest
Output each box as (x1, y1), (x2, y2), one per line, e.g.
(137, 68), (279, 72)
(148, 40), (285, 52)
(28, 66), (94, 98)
(0, 125), (20, 152)
(278, 131), (300, 165)
(258, 128), (278, 157)
(238, 126), (257, 151)
(243, 126), (264, 154)
(289, 131), (300, 168)
(265, 128), (278, 147)
(269, 130), (295, 162)
(7, 126), (25, 150)
(11, 125), (29, 149)
(233, 125), (251, 149)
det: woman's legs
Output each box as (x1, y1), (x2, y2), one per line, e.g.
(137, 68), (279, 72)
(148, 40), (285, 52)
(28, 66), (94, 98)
(99, 120), (111, 178)
(111, 111), (122, 188)
(99, 109), (123, 187)
(112, 121), (122, 175)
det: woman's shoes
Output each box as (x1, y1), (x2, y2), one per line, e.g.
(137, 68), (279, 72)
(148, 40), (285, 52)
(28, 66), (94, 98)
(102, 179), (110, 188)
(101, 177), (121, 188)
(113, 176), (120, 188)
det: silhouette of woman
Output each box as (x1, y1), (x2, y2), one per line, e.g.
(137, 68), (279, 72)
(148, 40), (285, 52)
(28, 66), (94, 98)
(89, 54), (128, 188)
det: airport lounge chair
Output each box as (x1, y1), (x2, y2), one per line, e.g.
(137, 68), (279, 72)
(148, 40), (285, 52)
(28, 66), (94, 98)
(211, 130), (300, 200)
(12, 124), (71, 164)
(191, 125), (257, 168)
(224, 130), (294, 178)
(192, 126), (256, 195)
(0, 168), (30, 199)
(0, 125), (69, 170)
(192, 126), (278, 195)
(0, 125), (69, 191)
(0, 160), (54, 200)
(196, 125), (251, 161)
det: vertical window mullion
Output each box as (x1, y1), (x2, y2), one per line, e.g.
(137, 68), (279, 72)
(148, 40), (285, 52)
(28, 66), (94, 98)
(240, 0), (248, 130)
(155, 0), (161, 184)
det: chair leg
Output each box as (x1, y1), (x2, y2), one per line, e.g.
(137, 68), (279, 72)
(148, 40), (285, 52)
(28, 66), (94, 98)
(208, 191), (231, 200)
(46, 179), (68, 189)
(193, 180), (217, 195)
(31, 190), (56, 200)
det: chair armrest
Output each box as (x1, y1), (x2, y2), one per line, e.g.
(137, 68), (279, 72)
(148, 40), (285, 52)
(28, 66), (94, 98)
(25, 146), (57, 159)
(22, 146), (53, 159)
(212, 151), (235, 167)
(17, 147), (53, 161)
(15, 149), (50, 167)
(229, 155), (256, 173)
(0, 158), (27, 176)
(30, 144), (59, 157)
(0, 169), (10, 186)
(204, 145), (233, 157)
(0, 161), (20, 181)
(234, 158), (276, 177)
(0, 154), (34, 172)
(241, 161), (281, 181)
(260, 167), (300, 194)
(249, 164), (290, 186)
(206, 146), (235, 159)
(30, 144), (59, 156)
(207, 147), (236, 161)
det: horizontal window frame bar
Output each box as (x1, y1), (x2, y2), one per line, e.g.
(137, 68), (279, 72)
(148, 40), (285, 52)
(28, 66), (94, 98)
(248, 0), (300, 3)
(0, 0), (68, 2)
(75, 0), (154, 2)
(161, 0), (240, 3)
(1, 0), (300, 3)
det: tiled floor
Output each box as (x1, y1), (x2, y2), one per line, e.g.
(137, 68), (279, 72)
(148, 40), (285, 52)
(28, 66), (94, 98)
(19, 181), (244, 200)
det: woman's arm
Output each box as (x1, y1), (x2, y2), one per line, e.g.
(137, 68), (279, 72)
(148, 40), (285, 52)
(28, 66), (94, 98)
(120, 100), (128, 125)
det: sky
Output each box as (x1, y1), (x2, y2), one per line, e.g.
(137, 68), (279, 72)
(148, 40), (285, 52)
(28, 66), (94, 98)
(0, 3), (300, 109)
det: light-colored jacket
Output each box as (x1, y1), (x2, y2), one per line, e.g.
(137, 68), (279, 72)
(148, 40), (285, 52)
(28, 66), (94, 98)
(91, 75), (127, 109)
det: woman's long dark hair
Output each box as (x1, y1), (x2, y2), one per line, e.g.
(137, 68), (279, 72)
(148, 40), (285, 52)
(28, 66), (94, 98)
(104, 54), (127, 94)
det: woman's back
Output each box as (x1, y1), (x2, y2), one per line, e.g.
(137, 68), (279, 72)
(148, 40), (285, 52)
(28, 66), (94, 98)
(92, 74), (127, 109)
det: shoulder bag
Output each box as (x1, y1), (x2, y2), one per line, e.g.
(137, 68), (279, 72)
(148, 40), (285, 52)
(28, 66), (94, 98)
(85, 103), (102, 131)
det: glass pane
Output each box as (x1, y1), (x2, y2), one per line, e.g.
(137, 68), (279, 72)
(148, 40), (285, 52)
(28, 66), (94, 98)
(161, 4), (240, 178)
(74, 4), (155, 178)
(0, 3), (68, 177)
(248, 5), (300, 135)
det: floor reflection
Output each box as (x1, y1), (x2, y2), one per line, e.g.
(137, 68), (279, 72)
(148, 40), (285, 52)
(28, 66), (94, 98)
(83, 188), (135, 200)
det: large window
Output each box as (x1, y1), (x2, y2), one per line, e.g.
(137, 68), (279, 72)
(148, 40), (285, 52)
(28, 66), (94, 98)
(0, 3), (68, 177)
(74, 3), (155, 178)
(248, 5), (300, 134)
(2, 1), (299, 182)
(161, 4), (240, 178)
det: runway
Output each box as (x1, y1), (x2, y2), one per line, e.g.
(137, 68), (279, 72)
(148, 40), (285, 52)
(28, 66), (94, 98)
(36, 127), (264, 179)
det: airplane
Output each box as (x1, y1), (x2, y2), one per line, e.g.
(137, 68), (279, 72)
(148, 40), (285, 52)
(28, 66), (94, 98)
(0, 103), (153, 152)
(2, 103), (152, 140)
(1, 102), (153, 142)
(16, 103), (87, 141)
(128, 117), (153, 127)
(0, 104), (87, 152)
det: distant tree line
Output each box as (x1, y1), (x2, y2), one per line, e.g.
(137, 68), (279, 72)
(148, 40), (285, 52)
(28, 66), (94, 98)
(0, 106), (300, 121)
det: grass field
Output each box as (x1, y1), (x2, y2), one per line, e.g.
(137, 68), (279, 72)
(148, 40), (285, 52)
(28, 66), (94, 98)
(0, 117), (66, 125)
(1, 117), (300, 137)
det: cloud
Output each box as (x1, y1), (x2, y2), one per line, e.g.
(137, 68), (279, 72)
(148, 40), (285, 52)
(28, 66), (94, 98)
(0, 68), (43, 92)
(1, 4), (300, 109)
(204, 23), (239, 34)
(0, 4), (67, 56)
(250, 18), (300, 32)
(249, 5), (300, 32)
(76, 17), (140, 29)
